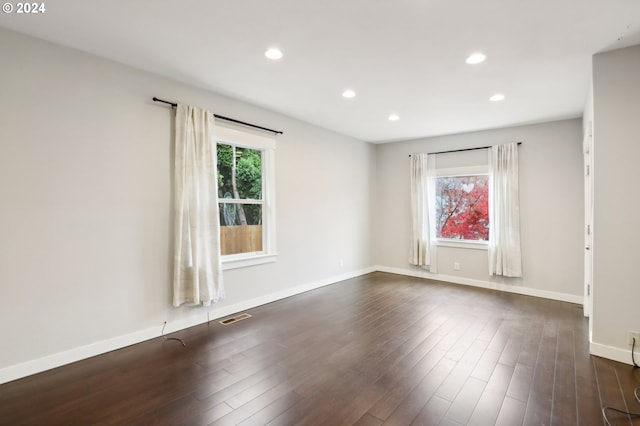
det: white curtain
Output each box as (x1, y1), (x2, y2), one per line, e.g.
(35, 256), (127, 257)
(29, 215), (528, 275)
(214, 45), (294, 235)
(488, 142), (522, 277)
(409, 153), (437, 271)
(173, 104), (224, 307)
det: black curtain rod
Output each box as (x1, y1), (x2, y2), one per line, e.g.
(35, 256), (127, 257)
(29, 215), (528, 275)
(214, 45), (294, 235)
(409, 142), (521, 157)
(152, 97), (283, 135)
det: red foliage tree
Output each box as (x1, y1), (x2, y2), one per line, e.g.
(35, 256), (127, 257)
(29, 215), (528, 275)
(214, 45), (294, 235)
(436, 176), (489, 240)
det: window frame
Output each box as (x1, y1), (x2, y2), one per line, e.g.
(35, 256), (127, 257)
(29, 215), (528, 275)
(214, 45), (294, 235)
(434, 171), (490, 247)
(215, 124), (277, 270)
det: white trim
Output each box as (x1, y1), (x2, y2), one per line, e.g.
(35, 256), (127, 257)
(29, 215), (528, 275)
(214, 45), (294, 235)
(435, 166), (488, 176)
(263, 148), (276, 256)
(218, 130), (277, 266)
(375, 265), (583, 305)
(220, 199), (263, 205)
(0, 327), (162, 385)
(590, 341), (634, 366)
(215, 123), (276, 150)
(436, 239), (488, 250)
(0, 266), (375, 385)
(222, 253), (277, 270)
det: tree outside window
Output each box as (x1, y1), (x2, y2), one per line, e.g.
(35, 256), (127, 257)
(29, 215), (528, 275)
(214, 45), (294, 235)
(435, 175), (489, 241)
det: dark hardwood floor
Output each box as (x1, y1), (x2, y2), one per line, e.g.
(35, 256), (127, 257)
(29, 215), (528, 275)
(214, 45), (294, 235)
(2, 272), (640, 425)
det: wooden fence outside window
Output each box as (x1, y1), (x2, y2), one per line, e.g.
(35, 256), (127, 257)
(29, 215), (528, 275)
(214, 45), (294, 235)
(220, 225), (262, 255)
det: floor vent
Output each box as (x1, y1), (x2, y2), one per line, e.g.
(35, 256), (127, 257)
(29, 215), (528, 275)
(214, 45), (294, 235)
(219, 313), (252, 325)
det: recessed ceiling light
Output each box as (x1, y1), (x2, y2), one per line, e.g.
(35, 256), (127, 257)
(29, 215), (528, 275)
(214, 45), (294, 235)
(388, 114), (400, 121)
(342, 89), (356, 98)
(466, 53), (486, 65)
(265, 48), (283, 60)
(490, 93), (505, 102)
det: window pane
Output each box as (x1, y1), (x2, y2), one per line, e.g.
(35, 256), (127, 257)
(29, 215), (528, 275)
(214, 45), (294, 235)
(219, 203), (263, 255)
(217, 144), (262, 200)
(435, 175), (489, 241)
(219, 203), (262, 226)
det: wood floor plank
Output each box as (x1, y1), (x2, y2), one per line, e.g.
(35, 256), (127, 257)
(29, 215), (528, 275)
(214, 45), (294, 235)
(487, 320), (512, 354)
(443, 376), (487, 424)
(522, 319), (558, 426)
(498, 334), (524, 368)
(465, 354), (517, 426)
(193, 357), (274, 400)
(236, 391), (305, 426)
(477, 317), (504, 342)
(495, 396), (527, 426)
(382, 357), (456, 425)
(190, 402), (235, 426)
(210, 366), (320, 425)
(435, 362), (477, 402)
(551, 327), (578, 425)
(125, 396), (231, 426)
(574, 321), (603, 425)
(354, 413), (384, 426)
(467, 388), (506, 426)
(275, 368), (376, 426)
(506, 362), (534, 403)
(471, 349), (501, 382)
(411, 395), (451, 425)
(367, 348), (449, 420)
(516, 320), (544, 368)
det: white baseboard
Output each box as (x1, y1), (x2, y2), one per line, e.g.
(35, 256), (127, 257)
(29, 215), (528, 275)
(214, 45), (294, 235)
(590, 341), (634, 366)
(375, 265), (584, 305)
(0, 326), (163, 386)
(0, 266), (376, 385)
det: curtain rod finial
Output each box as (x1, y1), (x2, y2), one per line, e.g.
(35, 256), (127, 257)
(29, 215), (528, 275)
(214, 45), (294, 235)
(153, 97), (177, 108)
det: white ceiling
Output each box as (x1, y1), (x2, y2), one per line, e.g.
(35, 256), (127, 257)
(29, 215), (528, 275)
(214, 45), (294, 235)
(1, 0), (639, 143)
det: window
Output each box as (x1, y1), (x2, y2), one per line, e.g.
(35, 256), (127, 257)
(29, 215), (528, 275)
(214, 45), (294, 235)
(435, 174), (489, 241)
(215, 124), (276, 269)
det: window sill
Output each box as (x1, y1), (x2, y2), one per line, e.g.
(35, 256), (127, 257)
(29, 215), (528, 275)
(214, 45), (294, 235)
(436, 239), (488, 250)
(222, 253), (277, 270)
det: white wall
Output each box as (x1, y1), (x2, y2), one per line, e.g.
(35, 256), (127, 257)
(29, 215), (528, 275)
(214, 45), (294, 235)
(374, 119), (584, 302)
(0, 28), (375, 381)
(591, 44), (640, 363)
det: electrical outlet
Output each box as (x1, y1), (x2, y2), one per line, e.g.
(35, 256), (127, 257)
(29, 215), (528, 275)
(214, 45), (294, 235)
(453, 262), (461, 271)
(628, 331), (640, 345)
